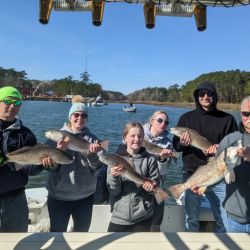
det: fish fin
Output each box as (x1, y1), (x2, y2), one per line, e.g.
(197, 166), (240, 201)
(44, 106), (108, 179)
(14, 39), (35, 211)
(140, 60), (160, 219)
(14, 163), (25, 171)
(6, 145), (35, 156)
(169, 184), (186, 201)
(81, 150), (90, 158)
(154, 187), (168, 204)
(202, 150), (208, 155)
(171, 151), (180, 163)
(224, 171), (235, 184)
(100, 140), (109, 151)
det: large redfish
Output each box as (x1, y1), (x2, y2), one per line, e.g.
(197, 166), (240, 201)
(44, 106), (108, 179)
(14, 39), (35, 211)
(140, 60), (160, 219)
(5, 144), (73, 166)
(170, 127), (213, 153)
(169, 140), (243, 202)
(143, 139), (179, 162)
(98, 150), (169, 204)
(45, 130), (109, 155)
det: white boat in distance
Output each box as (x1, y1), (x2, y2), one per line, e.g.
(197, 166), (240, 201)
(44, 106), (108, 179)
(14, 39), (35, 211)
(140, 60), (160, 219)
(123, 105), (136, 112)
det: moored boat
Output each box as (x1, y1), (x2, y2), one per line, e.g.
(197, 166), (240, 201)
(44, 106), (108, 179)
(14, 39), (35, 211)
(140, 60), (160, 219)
(123, 105), (136, 112)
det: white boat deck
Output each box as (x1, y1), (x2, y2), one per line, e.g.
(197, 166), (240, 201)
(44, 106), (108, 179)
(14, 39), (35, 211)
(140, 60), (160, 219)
(0, 188), (248, 249)
(0, 232), (249, 250)
(25, 188), (214, 233)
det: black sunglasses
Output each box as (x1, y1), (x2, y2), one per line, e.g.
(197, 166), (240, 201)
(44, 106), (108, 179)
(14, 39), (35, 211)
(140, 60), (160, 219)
(198, 89), (213, 98)
(72, 113), (88, 119)
(154, 118), (169, 125)
(241, 112), (250, 117)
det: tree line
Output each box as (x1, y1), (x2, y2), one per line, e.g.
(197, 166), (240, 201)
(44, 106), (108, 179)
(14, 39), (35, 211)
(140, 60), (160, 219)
(1, 67), (250, 103)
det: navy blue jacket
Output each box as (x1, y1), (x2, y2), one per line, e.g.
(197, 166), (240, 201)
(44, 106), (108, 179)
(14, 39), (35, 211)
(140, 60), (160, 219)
(0, 118), (42, 196)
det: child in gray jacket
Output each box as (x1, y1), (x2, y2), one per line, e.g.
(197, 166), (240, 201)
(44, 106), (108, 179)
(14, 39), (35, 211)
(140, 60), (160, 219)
(107, 122), (160, 232)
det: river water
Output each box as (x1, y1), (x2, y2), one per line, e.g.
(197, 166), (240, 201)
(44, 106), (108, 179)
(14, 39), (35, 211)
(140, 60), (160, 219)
(19, 101), (240, 203)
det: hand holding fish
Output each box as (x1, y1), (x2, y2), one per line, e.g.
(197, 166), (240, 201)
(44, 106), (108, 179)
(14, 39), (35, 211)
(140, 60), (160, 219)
(41, 156), (56, 168)
(160, 148), (173, 159)
(57, 137), (70, 151)
(179, 131), (191, 146)
(206, 144), (219, 155)
(89, 142), (102, 153)
(142, 179), (156, 192)
(111, 164), (125, 177)
(237, 147), (250, 161)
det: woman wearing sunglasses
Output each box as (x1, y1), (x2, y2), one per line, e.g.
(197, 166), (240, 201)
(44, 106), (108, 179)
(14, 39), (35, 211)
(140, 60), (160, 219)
(143, 110), (173, 231)
(45, 95), (103, 232)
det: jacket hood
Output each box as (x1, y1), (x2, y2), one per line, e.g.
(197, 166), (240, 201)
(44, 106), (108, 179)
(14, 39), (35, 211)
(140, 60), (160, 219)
(193, 81), (218, 112)
(0, 117), (22, 131)
(62, 123), (90, 134)
(116, 143), (147, 158)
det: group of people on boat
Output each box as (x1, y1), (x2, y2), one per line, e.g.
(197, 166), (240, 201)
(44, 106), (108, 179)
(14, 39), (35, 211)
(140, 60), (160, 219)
(0, 81), (249, 233)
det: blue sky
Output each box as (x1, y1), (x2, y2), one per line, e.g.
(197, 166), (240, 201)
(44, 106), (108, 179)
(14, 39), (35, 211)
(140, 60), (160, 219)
(0, 1), (250, 95)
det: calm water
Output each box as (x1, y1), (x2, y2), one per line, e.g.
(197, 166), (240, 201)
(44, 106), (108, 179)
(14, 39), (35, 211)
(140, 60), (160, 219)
(19, 101), (240, 203)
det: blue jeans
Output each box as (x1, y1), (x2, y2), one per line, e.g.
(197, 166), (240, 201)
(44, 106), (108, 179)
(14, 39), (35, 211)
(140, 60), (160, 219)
(48, 194), (94, 232)
(227, 216), (250, 233)
(183, 171), (228, 232)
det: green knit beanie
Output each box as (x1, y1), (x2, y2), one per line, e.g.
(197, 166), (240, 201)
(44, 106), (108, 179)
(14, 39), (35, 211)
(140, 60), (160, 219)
(0, 86), (22, 100)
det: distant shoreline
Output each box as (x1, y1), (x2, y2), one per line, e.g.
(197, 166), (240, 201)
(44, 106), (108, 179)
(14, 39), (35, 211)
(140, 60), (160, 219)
(119, 101), (241, 111)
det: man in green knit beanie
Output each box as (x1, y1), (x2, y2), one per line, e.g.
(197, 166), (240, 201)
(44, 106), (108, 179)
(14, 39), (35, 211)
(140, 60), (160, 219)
(0, 86), (43, 232)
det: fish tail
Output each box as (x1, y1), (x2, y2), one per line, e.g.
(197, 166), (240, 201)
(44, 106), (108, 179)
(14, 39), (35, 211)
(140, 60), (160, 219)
(168, 184), (186, 200)
(154, 187), (169, 204)
(100, 140), (109, 151)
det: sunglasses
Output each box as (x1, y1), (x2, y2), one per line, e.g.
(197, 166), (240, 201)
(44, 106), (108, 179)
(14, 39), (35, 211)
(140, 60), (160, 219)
(241, 112), (250, 117)
(198, 89), (213, 98)
(1, 99), (22, 107)
(72, 112), (88, 119)
(154, 118), (169, 125)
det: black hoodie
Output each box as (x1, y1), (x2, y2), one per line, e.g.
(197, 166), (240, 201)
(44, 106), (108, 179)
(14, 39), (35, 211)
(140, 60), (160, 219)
(173, 81), (238, 172)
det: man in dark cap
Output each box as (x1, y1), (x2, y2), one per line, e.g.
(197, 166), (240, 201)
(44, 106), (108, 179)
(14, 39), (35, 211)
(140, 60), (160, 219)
(0, 86), (44, 232)
(173, 81), (238, 232)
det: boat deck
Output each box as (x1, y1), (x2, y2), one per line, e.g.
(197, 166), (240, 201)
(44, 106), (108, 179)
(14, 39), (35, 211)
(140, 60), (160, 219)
(0, 232), (249, 250)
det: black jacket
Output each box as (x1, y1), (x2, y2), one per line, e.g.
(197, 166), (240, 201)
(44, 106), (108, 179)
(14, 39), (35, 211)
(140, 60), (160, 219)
(0, 118), (42, 196)
(173, 81), (238, 172)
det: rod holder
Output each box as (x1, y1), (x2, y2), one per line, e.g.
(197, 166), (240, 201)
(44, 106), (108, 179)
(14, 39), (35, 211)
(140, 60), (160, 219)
(193, 5), (207, 31)
(144, 3), (156, 29)
(92, 0), (105, 26)
(39, 0), (54, 24)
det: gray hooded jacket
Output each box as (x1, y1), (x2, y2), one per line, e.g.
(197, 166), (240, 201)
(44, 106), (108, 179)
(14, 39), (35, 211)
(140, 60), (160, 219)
(107, 144), (160, 225)
(46, 124), (102, 201)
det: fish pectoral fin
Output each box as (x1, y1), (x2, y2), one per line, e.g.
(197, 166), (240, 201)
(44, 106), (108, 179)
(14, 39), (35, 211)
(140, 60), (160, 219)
(100, 140), (109, 151)
(154, 187), (168, 204)
(202, 150), (208, 156)
(81, 150), (89, 158)
(224, 171), (235, 184)
(14, 163), (25, 171)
